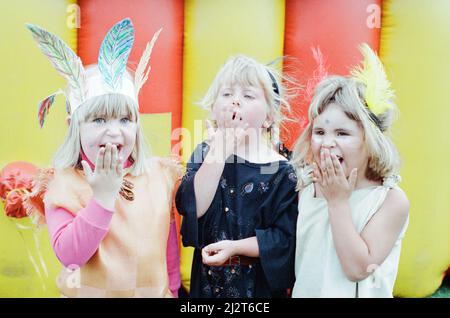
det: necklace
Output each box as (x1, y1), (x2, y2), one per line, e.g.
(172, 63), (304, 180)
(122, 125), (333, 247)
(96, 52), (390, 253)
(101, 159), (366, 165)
(120, 178), (134, 201)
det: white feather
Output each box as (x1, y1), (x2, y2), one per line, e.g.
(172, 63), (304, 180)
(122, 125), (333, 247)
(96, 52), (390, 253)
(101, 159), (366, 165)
(135, 28), (162, 95)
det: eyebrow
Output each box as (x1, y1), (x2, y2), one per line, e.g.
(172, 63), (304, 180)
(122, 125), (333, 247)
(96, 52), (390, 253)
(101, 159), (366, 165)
(87, 113), (106, 119)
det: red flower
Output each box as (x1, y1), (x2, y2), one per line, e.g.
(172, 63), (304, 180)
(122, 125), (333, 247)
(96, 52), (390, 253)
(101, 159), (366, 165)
(0, 162), (38, 219)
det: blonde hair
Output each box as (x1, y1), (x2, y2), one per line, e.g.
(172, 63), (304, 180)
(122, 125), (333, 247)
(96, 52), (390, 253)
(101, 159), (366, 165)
(53, 92), (149, 176)
(199, 55), (297, 144)
(291, 75), (400, 190)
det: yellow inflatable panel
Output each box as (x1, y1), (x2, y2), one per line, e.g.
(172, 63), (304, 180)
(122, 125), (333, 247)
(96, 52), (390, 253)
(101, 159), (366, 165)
(0, 0), (77, 297)
(380, 0), (450, 297)
(140, 113), (173, 157)
(181, 0), (286, 292)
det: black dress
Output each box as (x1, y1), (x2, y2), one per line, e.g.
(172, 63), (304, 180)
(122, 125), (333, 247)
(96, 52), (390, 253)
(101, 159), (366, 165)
(175, 142), (299, 298)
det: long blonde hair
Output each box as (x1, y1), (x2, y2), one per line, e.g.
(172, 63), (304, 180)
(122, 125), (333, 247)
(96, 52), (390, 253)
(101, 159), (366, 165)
(291, 75), (400, 190)
(52, 93), (149, 176)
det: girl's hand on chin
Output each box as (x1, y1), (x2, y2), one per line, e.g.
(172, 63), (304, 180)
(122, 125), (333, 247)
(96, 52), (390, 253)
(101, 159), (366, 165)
(81, 143), (124, 211)
(312, 148), (357, 206)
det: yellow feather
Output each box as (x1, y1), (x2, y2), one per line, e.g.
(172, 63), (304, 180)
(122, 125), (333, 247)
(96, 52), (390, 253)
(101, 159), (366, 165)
(350, 43), (395, 115)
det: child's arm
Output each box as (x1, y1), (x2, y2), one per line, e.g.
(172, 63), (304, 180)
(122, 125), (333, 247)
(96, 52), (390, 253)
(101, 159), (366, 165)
(229, 237), (259, 257)
(45, 199), (113, 268)
(192, 148), (226, 219)
(328, 189), (409, 282)
(201, 237), (259, 266)
(193, 118), (248, 218)
(201, 167), (299, 291)
(166, 219), (180, 297)
(175, 143), (207, 248)
(45, 143), (123, 268)
(316, 149), (409, 282)
(176, 118), (248, 247)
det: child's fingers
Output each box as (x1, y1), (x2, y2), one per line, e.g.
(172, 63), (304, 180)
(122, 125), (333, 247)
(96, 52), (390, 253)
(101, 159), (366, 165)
(201, 247), (214, 264)
(215, 106), (227, 128)
(331, 153), (344, 178)
(224, 109), (234, 127)
(205, 242), (218, 251)
(205, 120), (216, 140)
(207, 241), (226, 251)
(312, 162), (322, 184)
(320, 150), (328, 181)
(348, 168), (358, 189)
(111, 145), (118, 170)
(311, 163), (318, 181)
(235, 126), (248, 142)
(205, 253), (225, 266)
(116, 156), (123, 176)
(325, 150), (336, 179)
(95, 147), (106, 172)
(231, 109), (243, 128)
(111, 145), (119, 169)
(216, 110), (224, 129)
(241, 122), (250, 136)
(218, 107), (229, 129)
(201, 247), (209, 260)
(202, 249), (225, 266)
(104, 143), (112, 171)
(81, 160), (93, 179)
(227, 105), (236, 118)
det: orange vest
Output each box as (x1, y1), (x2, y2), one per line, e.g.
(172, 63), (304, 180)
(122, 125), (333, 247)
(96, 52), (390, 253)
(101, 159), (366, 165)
(44, 157), (181, 297)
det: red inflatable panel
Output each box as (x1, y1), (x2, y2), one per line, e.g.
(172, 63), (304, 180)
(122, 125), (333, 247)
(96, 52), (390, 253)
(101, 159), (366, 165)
(282, 0), (381, 148)
(77, 0), (184, 133)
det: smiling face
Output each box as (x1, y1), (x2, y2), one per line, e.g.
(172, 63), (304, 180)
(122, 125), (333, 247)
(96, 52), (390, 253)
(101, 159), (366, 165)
(212, 83), (270, 131)
(311, 103), (369, 178)
(79, 110), (137, 166)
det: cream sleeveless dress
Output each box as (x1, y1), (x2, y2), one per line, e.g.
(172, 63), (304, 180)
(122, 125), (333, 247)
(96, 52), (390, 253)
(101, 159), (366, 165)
(292, 177), (408, 298)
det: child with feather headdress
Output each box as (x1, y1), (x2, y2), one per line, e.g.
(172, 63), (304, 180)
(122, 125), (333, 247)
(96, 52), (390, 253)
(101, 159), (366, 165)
(291, 44), (409, 298)
(24, 18), (181, 298)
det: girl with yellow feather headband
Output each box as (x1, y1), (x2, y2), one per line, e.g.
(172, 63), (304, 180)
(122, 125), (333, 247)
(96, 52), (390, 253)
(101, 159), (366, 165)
(291, 44), (409, 297)
(25, 18), (182, 298)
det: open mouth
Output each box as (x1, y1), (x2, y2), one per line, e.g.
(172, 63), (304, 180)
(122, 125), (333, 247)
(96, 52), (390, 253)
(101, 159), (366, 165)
(232, 111), (242, 121)
(99, 143), (123, 152)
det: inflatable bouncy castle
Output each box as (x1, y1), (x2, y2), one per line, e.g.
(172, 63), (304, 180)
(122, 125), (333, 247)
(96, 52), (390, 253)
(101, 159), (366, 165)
(0, 0), (449, 297)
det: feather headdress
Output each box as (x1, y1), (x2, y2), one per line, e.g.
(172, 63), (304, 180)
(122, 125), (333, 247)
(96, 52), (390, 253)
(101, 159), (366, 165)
(97, 18), (134, 91)
(26, 18), (162, 127)
(304, 47), (329, 105)
(350, 43), (395, 116)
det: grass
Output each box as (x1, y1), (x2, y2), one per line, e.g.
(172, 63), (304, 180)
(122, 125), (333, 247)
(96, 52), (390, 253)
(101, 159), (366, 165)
(428, 276), (450, 298)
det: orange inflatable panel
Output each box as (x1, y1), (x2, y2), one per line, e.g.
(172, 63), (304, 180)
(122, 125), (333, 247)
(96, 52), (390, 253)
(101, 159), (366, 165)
(77, 0), (184, 133)
(282, 0), (381, 147)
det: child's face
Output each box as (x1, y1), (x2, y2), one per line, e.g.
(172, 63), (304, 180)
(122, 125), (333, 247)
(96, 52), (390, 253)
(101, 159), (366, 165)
(311, 103), (368, 178)
(79, 113), (137, 165)
(212, 83), (269, 130)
